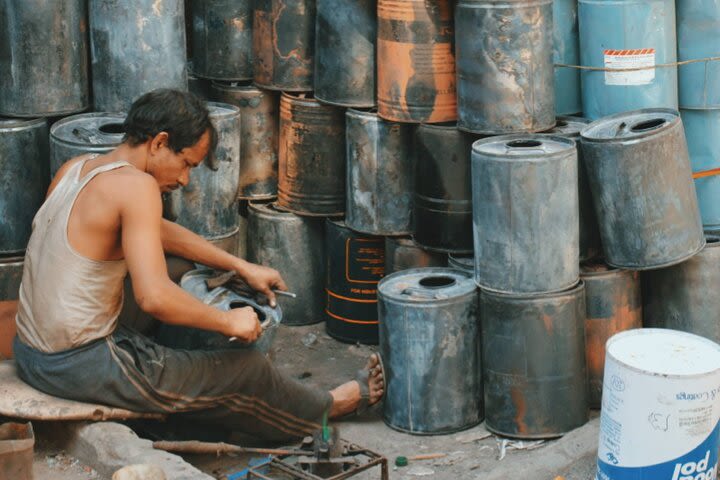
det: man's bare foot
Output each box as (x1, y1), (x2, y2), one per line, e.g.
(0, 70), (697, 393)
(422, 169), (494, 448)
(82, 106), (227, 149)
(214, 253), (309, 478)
(328, 354), (384, 418)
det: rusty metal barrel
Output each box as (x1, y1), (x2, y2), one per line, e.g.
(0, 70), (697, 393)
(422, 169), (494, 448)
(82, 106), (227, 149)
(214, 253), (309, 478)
(314, 0), (376, 108)
(414, 123), (474, 253)
(580, 261), (642, 408)
(380, 268), (482, 435)
(89, 0), (188, 112)
(456, 0), (555, 134)
(0, 118), (49, 254)
(212, 82), (279, 200)
(191, 0), (253, 81)
(643, 234), (720, 343)
(346, 109), (413, 235)
(325, 219), (385, 345)
(247, 202), (325, 325)
(253, 0), (316, 92)
(49, 113), (126, 177)
(278, 94), (346, 216)
(384, 237), (447, 275)
(0, 255), (23, 359)
(472, 135), (579, 294)
(553, 0), (581, 115)
(481, 284), (589, 438)
(0, 0), (89, 117)
(377, 0), (456, 123)
(580, 109), (705, 269)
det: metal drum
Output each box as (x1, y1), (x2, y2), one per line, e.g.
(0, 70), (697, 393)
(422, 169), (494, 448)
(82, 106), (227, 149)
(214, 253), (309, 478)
(413, 123), (474, 253)
(247, 202), (325, 325)
(448, 254), (473, 275)
(0, 0), (89, 117)
(0, 119), (49, 254)
(643, 234), (720, 343)
(677, 0), (720, 109)
(481, 283), (589, 439)
(346, 110), (413, 235)
(49, 113), (126, 177)
(278, 94), (345, 216)
(377, 0), (456, 123)
(580, 261), (642, 408)
(379, 268), (481, 435)
(472, 135), (579, 294)
(0, 255), (23, 359)
(89, 0), (188, 112)
(578, 0), (678, 120)
(191, 0), (253, 81)
(325, 219), (384, 345)
(553, 0), (581, 115)
(580, 109), (705, 269)
(188, 71), (212, 100)
(212, 82), (279, 200)
(384, 237), (447, 275)
(314, 0), (376, 108)
(456, 0), (555, 134)
(253, 0), (316, 92)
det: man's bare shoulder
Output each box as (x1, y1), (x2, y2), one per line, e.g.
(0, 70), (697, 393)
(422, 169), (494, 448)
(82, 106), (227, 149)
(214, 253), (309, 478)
(95, 166), (161, 200)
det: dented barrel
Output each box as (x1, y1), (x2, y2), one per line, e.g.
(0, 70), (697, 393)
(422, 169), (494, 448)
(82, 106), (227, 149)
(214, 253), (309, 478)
(677, 0), (720, 109)
(377, 0), (456, 123)
(384, 237), (447, 275)
(553, 0), (581, 115)
(456, 0), (555, 134)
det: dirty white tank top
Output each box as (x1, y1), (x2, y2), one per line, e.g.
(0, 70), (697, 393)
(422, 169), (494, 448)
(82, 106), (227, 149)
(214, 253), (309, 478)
(16, 157), (130, 353)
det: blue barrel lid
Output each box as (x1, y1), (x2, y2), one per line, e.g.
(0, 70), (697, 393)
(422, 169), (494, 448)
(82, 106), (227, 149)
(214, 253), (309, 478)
(49, 112), (125, 147)
(379, 267), (475, 303)
(472, 134), (575, 160)
(581, 108), (680, 142)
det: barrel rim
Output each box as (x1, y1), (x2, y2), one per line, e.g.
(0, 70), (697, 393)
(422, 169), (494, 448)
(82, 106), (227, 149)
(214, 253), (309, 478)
(280, 92), (323, 107)
(606, 238), (706, 270)
(580, 108), (681, 143)
(484, 422), (567, 441)
(49, 112), (126, 146)
(379, 267), (476, 302)
(546, 116), (590, 138)
(0, 255), (25, 265)
(704, 234), (720, 248)
(479, 280), (585, 300)
(206, 101), (241, 118)
(346, 108), (381, 121)
(579, 260), (627, 277)
(210, 80), (263, 94)
(417, 121), (459, 131)
(385, 236), (417, 248)
(315, 94), (377, 110)
(0, 117), (47, 132)
(471, 134), (576, 160)
(249, 201), (302, 220)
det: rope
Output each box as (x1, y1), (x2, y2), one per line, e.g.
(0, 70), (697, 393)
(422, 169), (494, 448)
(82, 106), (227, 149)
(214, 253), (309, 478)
(555, 56), (720, 72)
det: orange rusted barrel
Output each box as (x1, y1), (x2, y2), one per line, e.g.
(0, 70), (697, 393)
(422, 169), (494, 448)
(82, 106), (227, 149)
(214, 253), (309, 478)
(377, 0), (457, 123)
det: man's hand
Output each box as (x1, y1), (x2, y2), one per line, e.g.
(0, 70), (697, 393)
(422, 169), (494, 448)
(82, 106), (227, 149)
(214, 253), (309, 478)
(223, 306), (263, 342)
(238, 263), (288, 308)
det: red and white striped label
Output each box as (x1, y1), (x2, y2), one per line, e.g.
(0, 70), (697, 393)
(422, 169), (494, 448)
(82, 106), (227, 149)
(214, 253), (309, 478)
(603, 48), (656, 86)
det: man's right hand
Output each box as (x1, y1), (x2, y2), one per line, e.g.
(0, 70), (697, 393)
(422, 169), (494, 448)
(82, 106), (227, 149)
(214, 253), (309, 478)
(223, 306), (262, 342)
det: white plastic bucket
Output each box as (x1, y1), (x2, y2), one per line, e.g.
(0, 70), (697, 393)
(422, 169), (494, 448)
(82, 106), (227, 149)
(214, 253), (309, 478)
(596, 328), (720, 480)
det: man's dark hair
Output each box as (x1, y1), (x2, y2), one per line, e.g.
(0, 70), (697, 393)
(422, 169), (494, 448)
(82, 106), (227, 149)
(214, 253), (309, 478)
(123, 89), (218, 156)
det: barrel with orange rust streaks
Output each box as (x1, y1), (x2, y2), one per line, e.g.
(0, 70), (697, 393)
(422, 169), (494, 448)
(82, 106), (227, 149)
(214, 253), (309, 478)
(377, 0), (457, 123)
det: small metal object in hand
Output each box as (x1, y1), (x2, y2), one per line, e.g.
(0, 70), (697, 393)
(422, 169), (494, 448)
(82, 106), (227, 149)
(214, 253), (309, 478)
(273, 289), (297, 299)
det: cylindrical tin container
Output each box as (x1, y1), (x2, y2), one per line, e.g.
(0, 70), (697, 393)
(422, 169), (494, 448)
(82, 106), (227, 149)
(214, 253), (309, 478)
(677, 0), (720, 109)
(643, 235), (720, 343)
(0, 0), (89, 117)
(345, 110), (413, 235)
(580, 261), (642, 408)
(448, 254), (473, 275)
(208, 228), (241, 256)
(253, 0), (316, 92)
(325, 219), (384, 345)
(379, 268), (481, 435)
(212, 82), (279, 200)
(0, 119), (49, 254)
(49, 113), (126, 177)
(89, 0), (188, 112)
(314, 0), (376, 108)
(481, 283), (589, 439)
(247, 202), (325, 325)
(472, 135), (579, 294)
(596, 329), (720, 480)
(580, 109), (705, 269)
(278, 94), (346, 216)
(413, 123), (474, 253)
(553, 0), (581, 115)
(384, 237), (447, 275)
(191, 0), (253, 81)
(456, 0), (555, 134)
(377, 0), (456, 123)
(578, 0), (678, 120)
(0, 255), (24, 359)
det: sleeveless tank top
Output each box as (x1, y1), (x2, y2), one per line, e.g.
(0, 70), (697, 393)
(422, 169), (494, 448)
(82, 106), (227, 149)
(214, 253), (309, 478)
(16, 157), (131, 353)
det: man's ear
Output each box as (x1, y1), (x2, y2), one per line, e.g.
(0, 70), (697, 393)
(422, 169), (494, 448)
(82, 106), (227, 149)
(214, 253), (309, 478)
(149, 132), (169, 155)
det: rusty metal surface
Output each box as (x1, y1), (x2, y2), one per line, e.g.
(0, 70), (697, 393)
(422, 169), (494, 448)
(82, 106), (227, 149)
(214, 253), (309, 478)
(0, 0), (89, 117)
(278, 94), (345, 216)
(481, 283), (589, 439)
(377, 0), (456, 123)
(253, 0), (316, 92)
(384, 237), (447, 275)
(0, 422), (33, 480)
(456, 0), (555, 134)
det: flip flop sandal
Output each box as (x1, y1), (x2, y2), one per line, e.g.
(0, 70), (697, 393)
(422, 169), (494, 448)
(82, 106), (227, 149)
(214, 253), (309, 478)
(352, 353), (386, 416)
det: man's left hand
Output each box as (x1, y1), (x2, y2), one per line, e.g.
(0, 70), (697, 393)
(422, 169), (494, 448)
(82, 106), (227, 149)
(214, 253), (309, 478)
(238, 263), (288, 308)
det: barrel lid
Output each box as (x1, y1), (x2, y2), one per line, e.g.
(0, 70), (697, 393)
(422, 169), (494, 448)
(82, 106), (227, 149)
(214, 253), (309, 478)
(580, 108), (680, 142)
(472, 134), (575, 160)
(249, 201), (298, 219)
(379, 267), (475, 303)
(0, 117), (46, 132)
(206, 102), (240, 119)
(546, 116), (589, 138)
(50, 113), (126, 147)
(607, 329), (720, 377)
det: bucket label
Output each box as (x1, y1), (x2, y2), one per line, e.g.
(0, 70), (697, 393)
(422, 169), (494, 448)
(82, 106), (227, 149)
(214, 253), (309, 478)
(603, 49), (656, 86)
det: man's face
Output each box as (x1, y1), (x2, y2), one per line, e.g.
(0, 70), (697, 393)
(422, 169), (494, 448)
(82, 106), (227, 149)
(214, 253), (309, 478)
(151, 130), (212, 193)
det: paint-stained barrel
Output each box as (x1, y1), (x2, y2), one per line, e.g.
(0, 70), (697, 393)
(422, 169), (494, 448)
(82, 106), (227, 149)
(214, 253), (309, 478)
(380, 268), (481, 434)
(377, 0), (456, 123)
(448, 254), (473, 275)
(346, 110), (413, 235)
(49, 113), (126, 177)
(212, 82), (279, 200)
(0, 118), (49, 255)
(472, 135), (579, 294)
(580, 262), (642, 408)
(481, 283), (589, 438)
(253, 0), (316, 92)
(384, 237), (447, 275)
(278, 94), (346, 216)
(325, 219), (384, 345)
(580, 109), (705, 269)
(0, 255), (23, 359)
(0, 0), (89, 117)
(553, 0), (581, 115)
(677, 0), (720, 109)
(414, 123), (474, 253)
